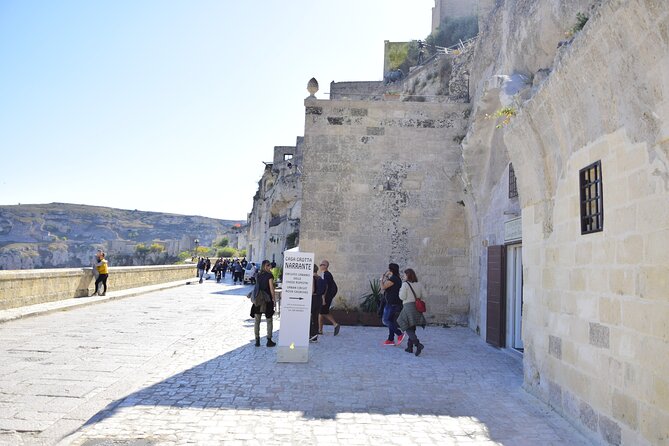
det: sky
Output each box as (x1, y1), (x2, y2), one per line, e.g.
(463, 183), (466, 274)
(0, 1), (434, 221)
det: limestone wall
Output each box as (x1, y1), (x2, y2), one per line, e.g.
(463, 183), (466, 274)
(0, 264), (196, 310)
(329, 81), (385, 101)
(300, 98), (471, 324)
(476, 1), (669, 444)
(246, 139), (303, 265)
(432, 0), (479, 32)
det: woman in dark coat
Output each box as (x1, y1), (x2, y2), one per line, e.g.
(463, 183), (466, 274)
(397, 268), (427, 356)
(250, 260), (276, 347)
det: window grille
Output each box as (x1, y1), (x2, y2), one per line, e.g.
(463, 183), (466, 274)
(579, 160), (604, 234)
(509, 163), (518, 198)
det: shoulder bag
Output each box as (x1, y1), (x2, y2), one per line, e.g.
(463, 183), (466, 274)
(406, 282), (426, 313)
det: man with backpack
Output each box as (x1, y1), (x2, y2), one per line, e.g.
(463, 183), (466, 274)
(318, 259), (341, 336)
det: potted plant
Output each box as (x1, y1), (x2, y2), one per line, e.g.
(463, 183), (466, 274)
(329, 295), (359, 326)
(359, 279), (384, 327)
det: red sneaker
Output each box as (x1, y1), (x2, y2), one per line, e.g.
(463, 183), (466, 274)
(395, 333), (405, 346)
(383, 340), (395, 346)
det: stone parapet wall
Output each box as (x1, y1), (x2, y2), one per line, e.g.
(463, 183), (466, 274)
(329, 81), (386, 101)
(0, 264), (196, 310)
(300, 97), (471, 325)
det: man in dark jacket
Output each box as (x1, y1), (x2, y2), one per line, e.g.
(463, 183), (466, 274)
(197, 257), (206, 283)
(318, 260), (341, 336)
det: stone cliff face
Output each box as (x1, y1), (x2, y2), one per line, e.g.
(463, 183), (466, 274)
(461, 1), (669, 444)
(0, 203), (243, 269)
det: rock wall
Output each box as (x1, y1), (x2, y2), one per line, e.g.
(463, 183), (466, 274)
(0, 203), (241, 269)
(246, 138), (303, 265)
(464, 0), (669, 444)
(300, 98), (471, 325)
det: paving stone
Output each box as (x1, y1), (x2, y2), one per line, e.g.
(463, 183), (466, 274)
(0, 278), (593, 445)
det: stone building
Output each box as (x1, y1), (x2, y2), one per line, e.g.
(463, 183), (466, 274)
(300, 77), (471, 324)
(246, 139), (303, 265)
(431, 0), (484, 32)
(298, 0), (669, 444)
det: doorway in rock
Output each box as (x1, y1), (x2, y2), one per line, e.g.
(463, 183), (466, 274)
(505, 243), (523, 352)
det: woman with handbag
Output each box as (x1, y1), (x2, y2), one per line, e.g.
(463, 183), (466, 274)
(397, 268), (427, 356)
(250, 260), (277, 347)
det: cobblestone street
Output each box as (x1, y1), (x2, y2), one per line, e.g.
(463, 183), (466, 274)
(0, 278), (592, 445)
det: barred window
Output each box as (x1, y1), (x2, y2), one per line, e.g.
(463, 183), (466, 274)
(579, 161), (604, 234)
(509, 163), (518, 198)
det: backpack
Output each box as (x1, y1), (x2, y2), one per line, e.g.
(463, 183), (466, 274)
(327, 273), (338, 297)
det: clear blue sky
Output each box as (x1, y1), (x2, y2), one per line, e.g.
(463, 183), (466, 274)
(0, 1), (433, 220)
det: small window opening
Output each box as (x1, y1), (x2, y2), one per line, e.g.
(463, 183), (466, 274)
(509, 163), (518, 198)
(579, 160), (603, 234)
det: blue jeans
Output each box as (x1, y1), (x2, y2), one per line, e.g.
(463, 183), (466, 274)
(382, 304), (402, 341)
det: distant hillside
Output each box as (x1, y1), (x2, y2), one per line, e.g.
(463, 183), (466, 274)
(0, 203), (245, 270)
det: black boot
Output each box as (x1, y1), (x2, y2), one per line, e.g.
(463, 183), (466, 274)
(415, 342), (424, 357)
(266, 339), (276, 347)
(255, 338), (260, 347)
(405, 339), (414, 353)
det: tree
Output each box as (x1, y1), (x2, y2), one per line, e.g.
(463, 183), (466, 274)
(135, 243), (150, 255)
(195, 246), (210, 256)
(215, 237), (229, 248)
(217, 247), (237, 258)
(149, 243), (165, 253)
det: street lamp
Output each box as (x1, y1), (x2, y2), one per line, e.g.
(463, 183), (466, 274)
(194, 239), (199, 257)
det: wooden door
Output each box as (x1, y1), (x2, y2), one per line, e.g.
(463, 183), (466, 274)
(486, 245), (506, 347)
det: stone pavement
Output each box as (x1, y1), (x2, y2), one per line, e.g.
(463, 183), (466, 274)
(0, 276), (594, 445)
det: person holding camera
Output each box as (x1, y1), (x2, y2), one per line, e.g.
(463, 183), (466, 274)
(380, 263), (404, 346)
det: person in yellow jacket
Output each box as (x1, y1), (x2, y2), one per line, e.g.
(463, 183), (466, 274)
(94, 251), (109, 296)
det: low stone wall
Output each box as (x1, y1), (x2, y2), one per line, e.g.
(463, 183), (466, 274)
(0, 264), (197, 310)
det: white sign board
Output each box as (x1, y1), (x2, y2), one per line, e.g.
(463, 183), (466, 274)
(277, 251), (314, 363)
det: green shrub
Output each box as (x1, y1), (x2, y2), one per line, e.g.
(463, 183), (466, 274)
(135, 243), (150, 255)
(215, 237), (229, 248)
(149, 243), (165, 253)
(360, 279), (382, 313)
(217, 247), (237, 258)
(565, 12), (589, 38)
(195, 246), (211, 256)
(426, 15), (478, 54)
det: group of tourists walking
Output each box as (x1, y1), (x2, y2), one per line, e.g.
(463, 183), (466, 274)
(91, 249), (427, 355)
(196, 257), (251, 284)
(379, 263), (427, 356)
(248, 258), (341, 348)
(247, 257), (427, 356)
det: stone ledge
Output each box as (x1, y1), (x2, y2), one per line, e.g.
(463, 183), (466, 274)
(0, 264), (196, 310)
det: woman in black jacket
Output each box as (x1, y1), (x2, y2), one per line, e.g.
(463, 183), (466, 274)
(250, 260), (276, 347)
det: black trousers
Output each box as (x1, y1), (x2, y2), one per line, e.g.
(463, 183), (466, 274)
(309, 294), (320, 337)
(95, 274), (108, 295)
